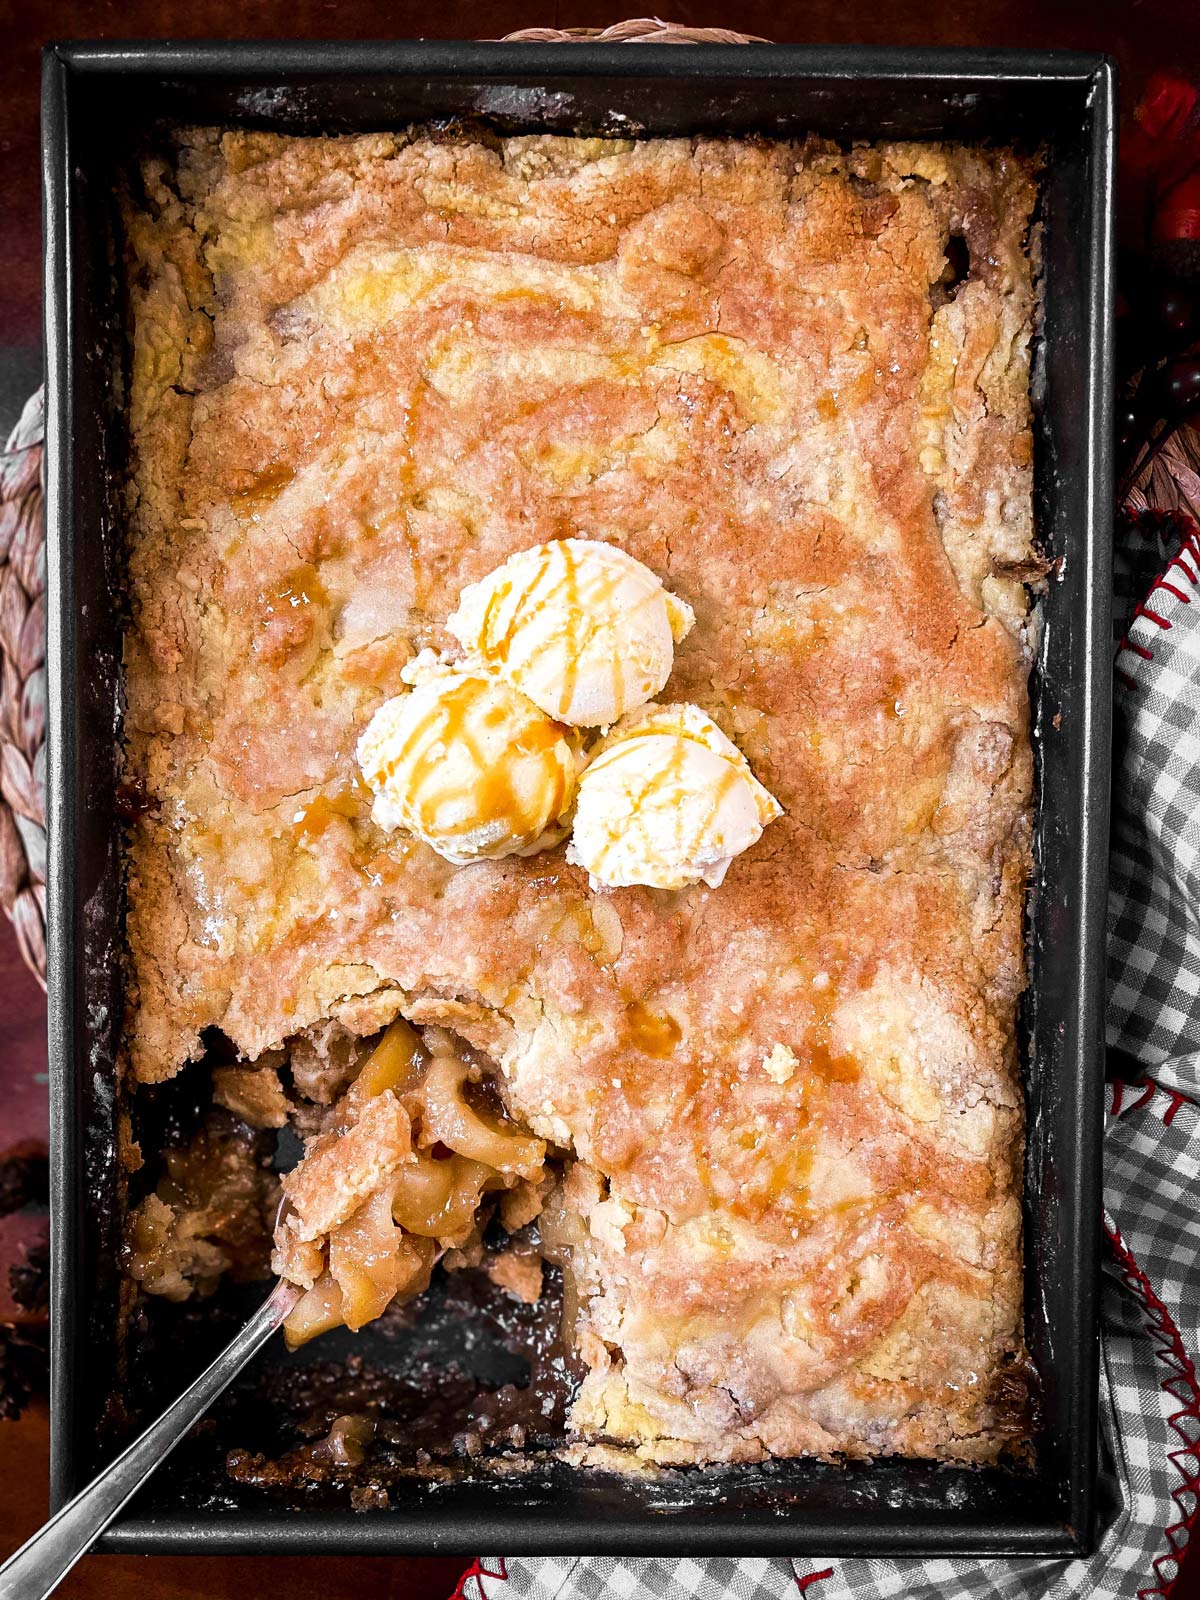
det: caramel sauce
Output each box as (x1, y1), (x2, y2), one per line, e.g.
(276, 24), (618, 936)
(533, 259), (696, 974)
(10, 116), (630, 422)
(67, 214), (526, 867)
(385, 676), (569, 842)
(881, 672), (906, 720)
(697, 750), (743, 836)
(807, 1039), (860, 1083)
(259, 563), (328, 622)
(489, 543), (584, 715)
(684, 961), (859, 1228)
(804, 966), (861, 1086)
(481, 542), (641, 721)
(292, 778), (371, 840)
(748, 1137), (816, 1224)
(587, 724), (749, 883)
(513, 717), (567, 756)
(623, 1000), (681, 1058)
(233, 460), (295, 506)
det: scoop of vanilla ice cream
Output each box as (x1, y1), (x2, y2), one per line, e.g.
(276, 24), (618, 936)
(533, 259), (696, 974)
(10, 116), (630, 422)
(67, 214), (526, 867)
(446, 539), (694, 728)
(357, 654), (581, 865)
(566, 702), (782, 891)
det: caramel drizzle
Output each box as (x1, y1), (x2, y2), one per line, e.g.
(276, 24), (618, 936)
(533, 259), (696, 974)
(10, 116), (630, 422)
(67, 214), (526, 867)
(881, 671), (906, 720)
(586, 732), (745, 878)
(232, 460), (296, 508)
(482, 542), (660, 718)
(258, 562), (328, 622)
(380, 677), (569, 842)
(688, 956), (859, 1226)
(292, 776), (372, 840)
(805, 971), (860, 1085)
(623, 999), (682, 1058)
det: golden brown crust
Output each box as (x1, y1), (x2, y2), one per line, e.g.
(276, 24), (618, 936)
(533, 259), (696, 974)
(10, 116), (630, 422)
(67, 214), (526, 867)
(122, 128), (1038, 1464)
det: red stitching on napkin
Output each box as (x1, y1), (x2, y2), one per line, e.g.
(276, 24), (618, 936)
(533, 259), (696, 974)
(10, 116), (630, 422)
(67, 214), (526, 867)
(794, 1570), (834, 1594)
(1111, 1078), (1198, 1118)
(1106, 1220), (1200, 1599)
(450, 1561), (482, 1600)
(1162, 1087), (1191, 1125)
(1136, 604), (1173, 628)
(1116, 515), (1200, 680)
(452, 1559), (507, 1600)
(1138, 1080), (1166, 1112)
(459, 1559), (833, 1600)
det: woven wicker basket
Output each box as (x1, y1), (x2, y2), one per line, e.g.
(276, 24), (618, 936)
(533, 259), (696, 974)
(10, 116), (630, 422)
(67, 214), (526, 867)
(0, 391), (46, 986)
(501, 20), (763, 42)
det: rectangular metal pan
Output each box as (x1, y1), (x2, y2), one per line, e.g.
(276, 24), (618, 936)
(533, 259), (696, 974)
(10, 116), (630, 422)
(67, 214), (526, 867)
(43, 39), (1114, 1557)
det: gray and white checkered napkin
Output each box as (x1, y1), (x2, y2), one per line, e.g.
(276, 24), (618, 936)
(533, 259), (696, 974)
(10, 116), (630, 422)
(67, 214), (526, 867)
(467, 514), (1200, 1600)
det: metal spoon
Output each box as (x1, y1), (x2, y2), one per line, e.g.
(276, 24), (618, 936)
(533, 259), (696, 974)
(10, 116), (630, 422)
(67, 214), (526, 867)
(0, 1251), (301, 1600)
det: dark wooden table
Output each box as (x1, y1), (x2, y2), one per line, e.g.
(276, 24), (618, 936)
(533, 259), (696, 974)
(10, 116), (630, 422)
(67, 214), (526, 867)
(3, 2), (1199, 1592)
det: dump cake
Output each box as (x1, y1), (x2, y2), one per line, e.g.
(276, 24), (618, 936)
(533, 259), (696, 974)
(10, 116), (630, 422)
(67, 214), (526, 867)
(121, 126), (1039, 1467)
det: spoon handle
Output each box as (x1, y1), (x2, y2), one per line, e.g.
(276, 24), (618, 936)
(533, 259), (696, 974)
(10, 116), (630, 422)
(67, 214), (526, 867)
(0, 1278), (300, 1600)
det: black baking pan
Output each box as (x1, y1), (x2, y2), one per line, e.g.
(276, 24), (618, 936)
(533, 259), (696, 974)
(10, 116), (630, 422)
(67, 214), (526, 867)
(43, 40), (1115, 1557)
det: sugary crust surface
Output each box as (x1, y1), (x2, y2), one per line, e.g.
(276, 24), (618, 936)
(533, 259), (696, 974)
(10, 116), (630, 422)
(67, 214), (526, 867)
(122, 128), (1039, 1465)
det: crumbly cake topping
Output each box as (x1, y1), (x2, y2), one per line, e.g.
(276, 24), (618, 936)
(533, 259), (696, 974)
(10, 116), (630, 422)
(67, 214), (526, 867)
(122, 128), (1038, 1465)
